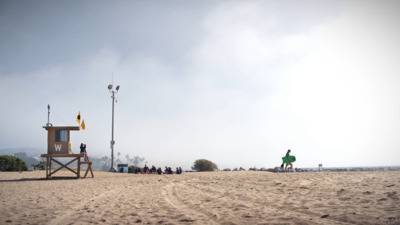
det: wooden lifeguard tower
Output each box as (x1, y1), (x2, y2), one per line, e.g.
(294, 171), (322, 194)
(41, 105), (93, 178)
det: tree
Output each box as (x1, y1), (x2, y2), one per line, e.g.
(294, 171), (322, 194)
(0, 155), (28, 171)
(126, 155), (146, 167)
(32, 161), (46, 170)
(14, 152), (39, 170)
(128, 165), (136, 173)
(192, 159), (218, 172)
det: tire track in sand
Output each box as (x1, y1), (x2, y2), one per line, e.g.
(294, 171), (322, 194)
(161, 182), (221, 224)
(162, 178), (353, 225)
(47, 184), (128, 225)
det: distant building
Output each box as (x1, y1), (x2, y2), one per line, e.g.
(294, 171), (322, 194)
(117, 164), (128, 173)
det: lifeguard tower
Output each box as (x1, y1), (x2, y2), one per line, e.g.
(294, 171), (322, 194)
(41, 105), (93, 178)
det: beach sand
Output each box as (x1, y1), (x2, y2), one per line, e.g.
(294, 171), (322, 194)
(0, 170), (399, 224)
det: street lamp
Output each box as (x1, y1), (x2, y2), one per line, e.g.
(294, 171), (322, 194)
(108, 84), (120, 172)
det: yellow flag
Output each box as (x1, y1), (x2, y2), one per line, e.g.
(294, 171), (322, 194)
(76, 111), (81, 124)
(81, 119), (86, 130)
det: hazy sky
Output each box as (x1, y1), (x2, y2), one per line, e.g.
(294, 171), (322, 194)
(1, 0), (399, 170)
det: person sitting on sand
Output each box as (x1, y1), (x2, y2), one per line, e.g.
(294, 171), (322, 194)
(176, 167), (183, 174)
(134, 167), (142, 174)
(284, 149), (293, 172)
(163, 166), (172, 174)
(80, 143), (89, 161)
(143, 164), (149, 173)
(164, 166), (168, 174)
(157, 167), (163, 175)
(150, 165), (157, 174)
(131, 166), (136, 173)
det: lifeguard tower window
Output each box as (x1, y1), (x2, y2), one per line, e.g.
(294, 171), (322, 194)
(55, 129), (67, 142)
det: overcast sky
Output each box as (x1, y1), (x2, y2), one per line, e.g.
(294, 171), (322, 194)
(1, 0), (399, 170)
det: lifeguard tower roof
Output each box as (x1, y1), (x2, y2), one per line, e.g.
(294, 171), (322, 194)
(43, 126), (80, 130)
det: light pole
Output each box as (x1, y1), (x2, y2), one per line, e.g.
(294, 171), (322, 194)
(108, 84), (120, 172)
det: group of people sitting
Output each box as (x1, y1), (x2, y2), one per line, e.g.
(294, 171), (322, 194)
(133, 164), (183, 175)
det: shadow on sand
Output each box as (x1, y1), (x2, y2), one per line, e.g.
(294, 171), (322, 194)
(0, 177), (79, 183)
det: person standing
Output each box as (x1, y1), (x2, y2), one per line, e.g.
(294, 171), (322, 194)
(284, 149), (293, 172)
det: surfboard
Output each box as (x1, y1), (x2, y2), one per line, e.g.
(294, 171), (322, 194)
(282, 155), (296, 163)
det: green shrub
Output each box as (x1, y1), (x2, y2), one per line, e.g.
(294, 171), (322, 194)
(192, 159), (218, 172)
(128, 165), (136, 173)
(0, 155), (28, 171)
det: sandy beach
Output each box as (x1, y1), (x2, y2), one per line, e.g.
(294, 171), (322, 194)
(0, 170), (399, 224)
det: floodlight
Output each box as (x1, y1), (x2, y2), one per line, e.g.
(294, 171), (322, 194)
(108, 84), (113, 90)
(116, 85), (120, 91)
